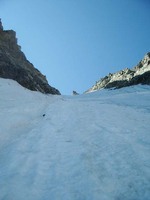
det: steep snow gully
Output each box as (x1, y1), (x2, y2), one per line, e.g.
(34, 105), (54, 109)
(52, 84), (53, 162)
(0, 78), (150, 200)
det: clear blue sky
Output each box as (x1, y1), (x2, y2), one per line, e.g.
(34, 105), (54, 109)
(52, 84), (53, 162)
(0, 0), (150, 94)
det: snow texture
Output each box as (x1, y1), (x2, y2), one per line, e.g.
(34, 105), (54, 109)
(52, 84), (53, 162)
(0, 78), (150, 200)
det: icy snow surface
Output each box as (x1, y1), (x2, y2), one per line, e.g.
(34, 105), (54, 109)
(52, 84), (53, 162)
(0, 78), (150, 200)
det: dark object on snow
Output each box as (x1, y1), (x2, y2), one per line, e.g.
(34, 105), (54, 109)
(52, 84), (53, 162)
(73, 91), (79, 95)
(43, 114), (46, 117)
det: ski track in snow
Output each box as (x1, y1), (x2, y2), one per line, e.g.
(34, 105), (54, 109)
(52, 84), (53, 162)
(0, 79), (150, 200)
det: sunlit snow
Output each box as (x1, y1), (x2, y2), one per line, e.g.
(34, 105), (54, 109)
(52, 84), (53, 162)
(0, 78), (150, 200)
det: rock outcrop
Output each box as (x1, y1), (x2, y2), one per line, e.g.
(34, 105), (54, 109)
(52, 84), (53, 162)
(87, 52), (150, 92)
(0, 19), (3, 30)
(0, 19), (60, 95)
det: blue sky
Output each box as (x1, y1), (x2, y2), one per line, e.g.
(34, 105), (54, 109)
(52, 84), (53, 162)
(0, 0), (150, 94)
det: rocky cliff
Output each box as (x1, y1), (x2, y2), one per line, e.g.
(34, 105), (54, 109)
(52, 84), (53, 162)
(0, 20), (60, 95)
(87, 52), (150, 92)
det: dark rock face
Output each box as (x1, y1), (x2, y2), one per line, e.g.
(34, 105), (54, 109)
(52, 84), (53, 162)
(0, 19), (3, 30)
(87, 53), (150, 92)
(0, 24), (60, 95)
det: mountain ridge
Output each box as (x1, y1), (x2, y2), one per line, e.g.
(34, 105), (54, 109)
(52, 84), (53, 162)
(0, 19), (60, 95)
(87, 52), (150, 93)
(1, 19), (149, 95)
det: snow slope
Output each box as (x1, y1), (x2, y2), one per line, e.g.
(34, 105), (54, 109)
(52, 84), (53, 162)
(0, 78), (150, 200)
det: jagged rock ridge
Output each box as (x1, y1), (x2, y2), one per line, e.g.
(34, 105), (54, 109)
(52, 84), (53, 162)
(0, 19), (60, 95)
(87, 52), (150, 92)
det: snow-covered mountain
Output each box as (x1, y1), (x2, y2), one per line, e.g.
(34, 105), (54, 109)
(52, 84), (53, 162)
(0, 78), (150, 200)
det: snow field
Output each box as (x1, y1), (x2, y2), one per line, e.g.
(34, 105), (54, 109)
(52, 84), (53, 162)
(0, 78), (150, 200)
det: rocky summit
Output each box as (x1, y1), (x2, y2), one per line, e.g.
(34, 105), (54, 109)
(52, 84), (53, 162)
(87, 52), (150, 92)
(0, 19), (60, 95)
